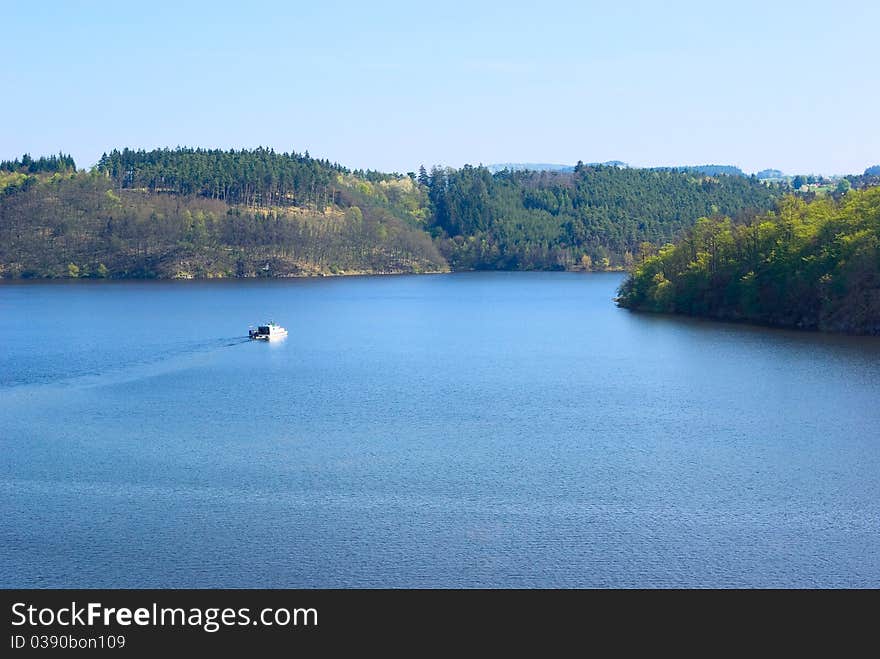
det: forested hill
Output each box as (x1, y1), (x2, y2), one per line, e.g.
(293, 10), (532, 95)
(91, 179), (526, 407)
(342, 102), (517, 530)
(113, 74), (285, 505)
(617, 187), (880, 335)
(2, 147), (782, 279)
(0, 148), (444, 279)
(96, 147), (346, 209)
(426, 163), (778, 269)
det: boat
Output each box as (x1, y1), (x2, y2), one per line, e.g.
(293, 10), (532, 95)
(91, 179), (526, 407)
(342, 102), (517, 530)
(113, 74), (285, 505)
(249, 322), (288, 340)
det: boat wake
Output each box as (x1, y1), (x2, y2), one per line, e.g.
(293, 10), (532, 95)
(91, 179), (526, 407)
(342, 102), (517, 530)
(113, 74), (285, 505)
(1, 336), (254, 393)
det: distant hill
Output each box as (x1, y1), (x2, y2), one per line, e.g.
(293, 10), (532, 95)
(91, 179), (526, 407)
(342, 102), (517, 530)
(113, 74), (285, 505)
(866, 165), (880, 176)
(489, 162), (750, 176)
(652, 164), (745, 177)
(692, 165), (745, 177)
(487, 163), (574, 173)
(486, 161), (628, 173)
(756, 169), (785, 179)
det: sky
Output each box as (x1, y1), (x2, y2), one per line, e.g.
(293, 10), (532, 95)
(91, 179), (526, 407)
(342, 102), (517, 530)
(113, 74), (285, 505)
(1, 0), (878, 175)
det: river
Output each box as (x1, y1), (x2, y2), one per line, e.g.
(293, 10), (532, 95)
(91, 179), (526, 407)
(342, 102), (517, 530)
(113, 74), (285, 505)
(1, 272), (878, 587)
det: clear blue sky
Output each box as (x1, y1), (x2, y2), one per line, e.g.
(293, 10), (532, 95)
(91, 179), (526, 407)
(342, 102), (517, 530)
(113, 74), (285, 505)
(2, 0), (877, 174)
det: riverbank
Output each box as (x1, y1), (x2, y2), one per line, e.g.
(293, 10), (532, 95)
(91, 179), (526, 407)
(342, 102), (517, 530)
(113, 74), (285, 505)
(616, 188), (880, 337)
(0, 263), (631, 281)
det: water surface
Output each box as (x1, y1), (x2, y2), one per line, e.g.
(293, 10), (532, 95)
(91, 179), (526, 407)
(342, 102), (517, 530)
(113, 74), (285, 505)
(1, 272), (878, 587)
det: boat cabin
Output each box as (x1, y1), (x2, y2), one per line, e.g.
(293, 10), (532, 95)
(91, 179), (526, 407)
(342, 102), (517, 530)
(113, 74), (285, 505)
(249, 322), (288, 340)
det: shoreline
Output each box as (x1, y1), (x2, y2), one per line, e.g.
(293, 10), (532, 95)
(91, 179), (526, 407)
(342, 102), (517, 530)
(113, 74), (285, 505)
(0, 266), (628, 283)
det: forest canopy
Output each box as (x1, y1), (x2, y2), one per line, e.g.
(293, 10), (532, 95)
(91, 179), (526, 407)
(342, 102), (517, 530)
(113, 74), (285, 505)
(425, 163), (778, 270)
(0, 152), (76, 174)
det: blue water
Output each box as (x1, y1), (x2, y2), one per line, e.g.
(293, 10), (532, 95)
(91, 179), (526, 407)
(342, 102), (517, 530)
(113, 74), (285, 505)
(1, 272), (879, 587)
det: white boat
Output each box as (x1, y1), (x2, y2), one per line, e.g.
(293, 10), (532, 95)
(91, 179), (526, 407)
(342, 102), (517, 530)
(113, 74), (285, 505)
(249, 322), (288, 340)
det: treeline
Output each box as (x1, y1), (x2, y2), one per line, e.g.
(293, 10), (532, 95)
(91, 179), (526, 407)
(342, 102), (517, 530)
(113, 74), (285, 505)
(0, 152), (76, 174)
(425, 163), (779, 270)
(96, 147), (347, 209)
(0, 173), (445, 279)
(617, 188), (880, 334)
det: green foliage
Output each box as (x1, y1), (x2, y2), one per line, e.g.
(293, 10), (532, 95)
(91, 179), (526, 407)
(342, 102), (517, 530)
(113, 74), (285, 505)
(427, 164), (779, 270)
(0, 173), (446, 279)
(96, 146), (345, 209)
(0, 149), (784, 280)
(617, 188), (880, 334)
(1, 152), (76, 174)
